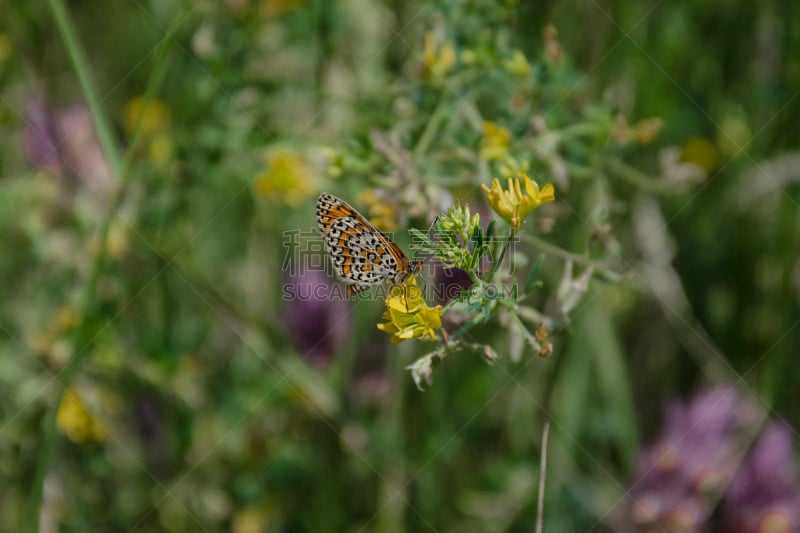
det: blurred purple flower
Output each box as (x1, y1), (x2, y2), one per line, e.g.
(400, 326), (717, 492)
(25, 97), (63, 175)
(628, 387), (755, 531)
(23, 97), (115, 202)
(625, 387), (800, 533)
(722, 422), (800, 533)
(282, 266), (350, 369)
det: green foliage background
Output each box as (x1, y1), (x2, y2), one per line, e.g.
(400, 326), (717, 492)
(1, 0), (798, 531)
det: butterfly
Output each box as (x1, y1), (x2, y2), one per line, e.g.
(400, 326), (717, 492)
(316, 193), (421, 295)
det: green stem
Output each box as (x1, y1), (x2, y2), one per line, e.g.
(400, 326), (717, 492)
(558, 121), (605, 140)
(605, 156), (685, 195)
(520, 234), (587, 264)
(413, 93), (448, 158)
(46, 0), (121, 176)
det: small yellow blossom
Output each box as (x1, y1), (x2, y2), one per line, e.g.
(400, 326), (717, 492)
(535, 323), (552, 357)
(503, 51), (531, 77)
(543, 24), (562, 62)
(122, 96), (173, 165)
(122, 96), (171, 138)
(423, 32), (456, 79)
(377, 277), (442, 344)
(253, 150), (315, 206)
(147, 132), (174, 165)
(611, 116), (663, 145)
(480, 121), (512, 161)
(482, 173), (555, 230)
(633, 117), (663, 144)
(57, 390), (108, 444)
(611, 115), (631, 144)
(232, 505), (273, 533)
(357, 189), (398, 231)
(681, 137), (718, 173)
(55, 306), (80, 331)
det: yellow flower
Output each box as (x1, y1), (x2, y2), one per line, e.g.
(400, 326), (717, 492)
(357, 189), (398, 231)
(57, 390), (108, 444)
(503, 51), (531, 77)
(633, 117), (663, 144)
(122, 96), (171, 138)
(482, 173), (555, 230)
(423, 32), (456, 78)
(542, 24), (562, 62)
(253, 150), (315, 206)
(480, 121), (512, 161)
(377, 277), (442, 344)
(122, 96), (173, 165)
(681, 137), (718, 173)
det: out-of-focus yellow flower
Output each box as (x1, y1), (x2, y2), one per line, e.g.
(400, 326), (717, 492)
(122, 96), (171, 138)
(681, 137), (718, 173)
(633, 117), (663, 144)
(423, 32), (456, 78)
(503, 51), (531, 77)
(612, 116), (663, 145)
(480, 121), (512, 161)
(253, 150), (315, 206)
(482, 173), (555, 230)
(232, 506), (273, 533)
(611, 115), (631, 144)
(147, 132), (174, 165)
(357, 189), (398, 231)
(57, 390), (108, 444)
(535, 323), (553, 357)
(543, 24), (562, 62)
(56, 306), (80, 331)
(123, 96), (174, 165)
(377, 277), (442, 344)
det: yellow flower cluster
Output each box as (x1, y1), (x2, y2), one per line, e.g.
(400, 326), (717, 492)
(480, 121), (512, 161)
(423, 32), (456, 79)
(482, 173), (555, 230)
(57, 390), (108, 444)
(253, 150), (316, 206)
(377, 277), (442, 344)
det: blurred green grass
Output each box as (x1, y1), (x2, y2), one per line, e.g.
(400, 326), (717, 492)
(1, 0), (799, 531)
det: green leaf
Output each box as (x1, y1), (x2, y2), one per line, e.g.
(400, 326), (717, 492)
(524, 253), (545, 295)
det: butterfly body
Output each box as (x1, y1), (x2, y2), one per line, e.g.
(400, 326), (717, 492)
(316, 193), (420, 294)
